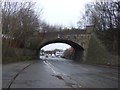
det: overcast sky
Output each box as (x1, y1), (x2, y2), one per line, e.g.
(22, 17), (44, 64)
(41, 43), (71, 51)
(35, 0), (94, 28)
(11, 0), (93, 50)
(35, 0), (93, 50)
(5, 0), (94, 51)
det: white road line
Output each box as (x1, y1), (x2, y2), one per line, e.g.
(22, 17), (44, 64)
(43, 60), (82, 88)
(43, 61), (60, 75)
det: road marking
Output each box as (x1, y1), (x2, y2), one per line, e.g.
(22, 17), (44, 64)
(43, 60), (82, 88)
(43, 60), (60, 75)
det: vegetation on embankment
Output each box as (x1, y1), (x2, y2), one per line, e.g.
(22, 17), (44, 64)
(2, 42), (36, 64)
(77, 1), (119, 66)
(86, 29), (119, 66)
(2, 2), (62, 63)
(63, 47), (75, 60)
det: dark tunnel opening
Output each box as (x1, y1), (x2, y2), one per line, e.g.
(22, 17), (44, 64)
(38, 39), (84, 62)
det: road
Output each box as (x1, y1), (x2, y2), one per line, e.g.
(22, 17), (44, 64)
(3, 57), (119, 88)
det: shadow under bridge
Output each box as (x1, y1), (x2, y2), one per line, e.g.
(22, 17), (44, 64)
(38, 39), (84, 62)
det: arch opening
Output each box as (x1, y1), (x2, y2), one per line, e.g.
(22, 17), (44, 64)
(38, 39), (84, 62)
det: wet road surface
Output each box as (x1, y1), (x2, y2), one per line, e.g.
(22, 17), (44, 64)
(3, 57), (119, 88)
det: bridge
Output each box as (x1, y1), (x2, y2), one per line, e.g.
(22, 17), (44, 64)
(3, 26), (119, 89)
(38, 26), (94, 62)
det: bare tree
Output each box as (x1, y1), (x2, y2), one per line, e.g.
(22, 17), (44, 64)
(83, 0), (120, 30)
(2, 2), (42, 47)
(2, 1), (43, 58)
(77, 0), (120, 54)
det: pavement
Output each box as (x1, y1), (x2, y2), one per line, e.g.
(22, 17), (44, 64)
(2, 61), (34, 88)
(2, 57), (119, 88)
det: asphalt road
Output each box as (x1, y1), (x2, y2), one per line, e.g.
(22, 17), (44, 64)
(3, 57), (119, 88)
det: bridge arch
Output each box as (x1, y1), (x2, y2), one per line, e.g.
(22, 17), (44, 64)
(38, 39), (84, 62)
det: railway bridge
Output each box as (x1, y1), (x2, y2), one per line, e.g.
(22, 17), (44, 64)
(38, 26), (93, 62)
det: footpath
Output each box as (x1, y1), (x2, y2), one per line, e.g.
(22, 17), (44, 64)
(2, 60), (35, 88)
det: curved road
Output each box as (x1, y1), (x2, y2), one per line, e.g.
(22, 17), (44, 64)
(3, 57), (119, 88)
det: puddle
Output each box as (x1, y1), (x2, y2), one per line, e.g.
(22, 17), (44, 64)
(44, 60), (82, 88)
(52, 75), (64, 80)
(52, 74), (82, 88)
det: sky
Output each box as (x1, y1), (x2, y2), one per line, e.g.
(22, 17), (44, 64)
(41, 43), (71, 51)
(7, 0), (93, 50)
(35, 0), (93, 50)
(35, 0), (94, 28)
